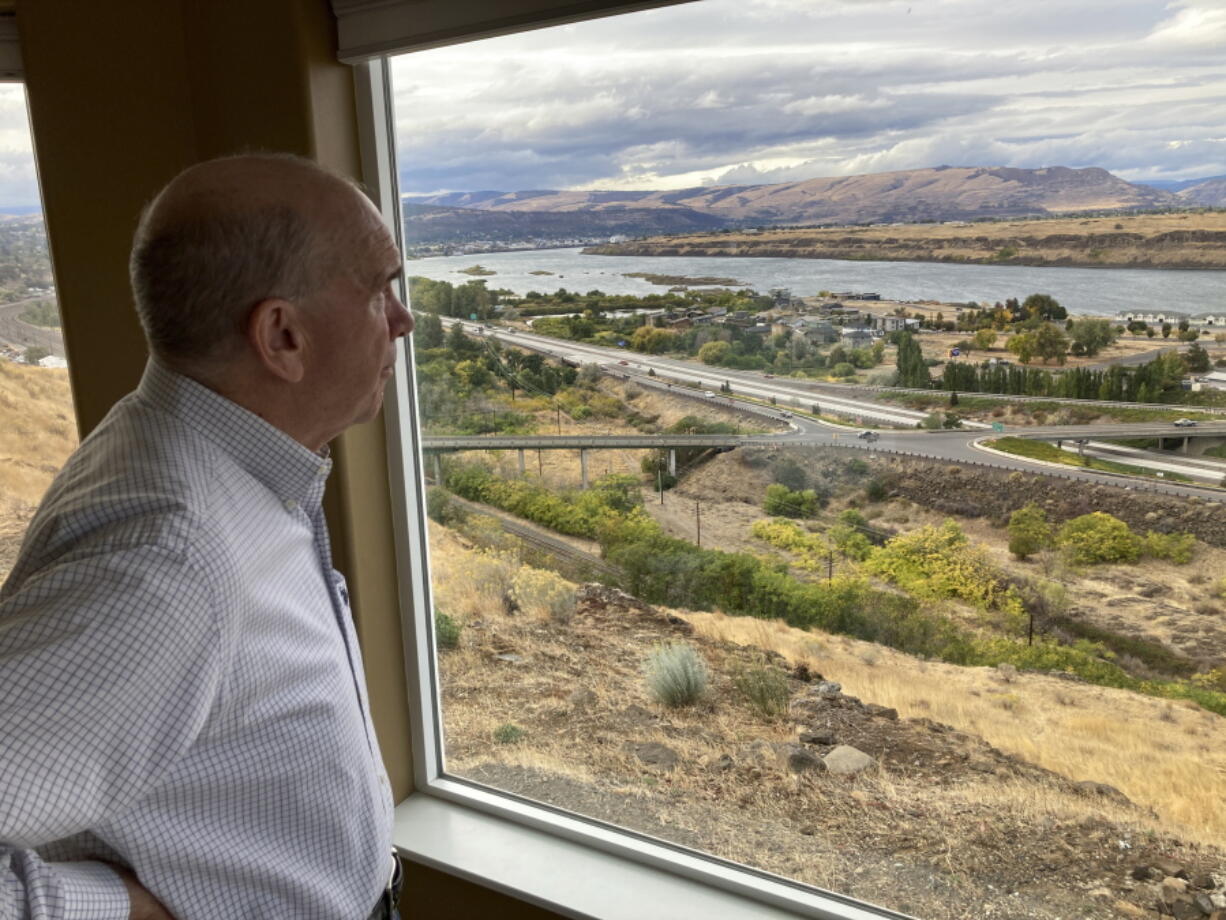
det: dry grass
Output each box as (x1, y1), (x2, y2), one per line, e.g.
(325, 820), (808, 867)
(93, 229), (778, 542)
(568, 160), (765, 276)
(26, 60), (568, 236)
(428, 524), (1226, 918)
(684, 610), (1226, 847)
(0, 361), (76, 505)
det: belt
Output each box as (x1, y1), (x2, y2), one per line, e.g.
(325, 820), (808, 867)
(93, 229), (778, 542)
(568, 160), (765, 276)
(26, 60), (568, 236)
(367, 852), (403, 920)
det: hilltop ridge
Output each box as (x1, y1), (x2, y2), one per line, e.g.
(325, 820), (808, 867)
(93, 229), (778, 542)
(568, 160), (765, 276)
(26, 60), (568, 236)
(404, 165), (1187, 247)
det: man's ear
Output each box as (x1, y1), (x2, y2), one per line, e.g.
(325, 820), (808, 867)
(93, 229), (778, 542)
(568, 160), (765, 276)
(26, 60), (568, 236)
(247, 297), (306, 383)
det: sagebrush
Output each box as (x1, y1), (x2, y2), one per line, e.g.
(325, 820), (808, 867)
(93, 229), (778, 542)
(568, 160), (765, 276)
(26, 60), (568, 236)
(643, 643), (708, 707)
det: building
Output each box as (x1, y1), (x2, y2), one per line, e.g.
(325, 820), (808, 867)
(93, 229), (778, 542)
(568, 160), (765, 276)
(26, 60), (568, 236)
(840, 327), (875, 348)
(873, 314), (919, 333)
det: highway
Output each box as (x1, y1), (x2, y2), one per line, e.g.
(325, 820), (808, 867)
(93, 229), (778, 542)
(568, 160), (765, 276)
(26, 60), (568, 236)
(437, 319), (1226, 499)
(0, 297), (64, 358)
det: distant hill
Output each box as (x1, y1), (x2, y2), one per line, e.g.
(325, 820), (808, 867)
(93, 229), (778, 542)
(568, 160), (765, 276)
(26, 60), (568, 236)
(405, 166), (1183, 246)
(402, 202), (723, 246)
(1138, 175), (1226, 194)
(1176, 177), (1226, 208)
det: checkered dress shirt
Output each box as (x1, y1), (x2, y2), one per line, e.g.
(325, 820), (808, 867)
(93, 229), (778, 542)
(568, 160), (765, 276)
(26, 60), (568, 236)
(1, 361), (394, 919)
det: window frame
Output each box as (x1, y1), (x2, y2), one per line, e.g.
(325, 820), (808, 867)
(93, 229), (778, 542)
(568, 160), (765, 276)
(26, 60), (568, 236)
(352, 50), (912, 920)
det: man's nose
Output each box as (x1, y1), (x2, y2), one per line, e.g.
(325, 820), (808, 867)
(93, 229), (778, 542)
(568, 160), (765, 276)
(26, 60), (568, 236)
(391, 295), (414, 338)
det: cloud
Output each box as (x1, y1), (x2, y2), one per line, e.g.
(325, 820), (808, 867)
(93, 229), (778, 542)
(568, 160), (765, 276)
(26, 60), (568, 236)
(0, 86), (41, 207)
(389, 0), (1226, 193)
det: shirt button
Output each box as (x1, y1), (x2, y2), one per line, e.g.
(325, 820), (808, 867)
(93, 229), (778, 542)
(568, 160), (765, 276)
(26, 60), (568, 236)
(284, 499), (298, 511)
(317, 464), (329, 476)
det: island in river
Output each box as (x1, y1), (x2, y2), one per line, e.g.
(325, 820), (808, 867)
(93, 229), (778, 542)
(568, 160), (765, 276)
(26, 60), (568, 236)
(583, 211), (1226, 271)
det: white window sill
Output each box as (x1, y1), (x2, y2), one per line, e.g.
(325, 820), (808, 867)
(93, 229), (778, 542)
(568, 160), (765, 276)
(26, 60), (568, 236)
(392, 785), (905, 920)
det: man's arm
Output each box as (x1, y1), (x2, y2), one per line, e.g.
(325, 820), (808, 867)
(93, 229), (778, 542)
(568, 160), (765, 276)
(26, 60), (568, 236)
(0, 544), (224, 919)
(1, 852), (129, 920)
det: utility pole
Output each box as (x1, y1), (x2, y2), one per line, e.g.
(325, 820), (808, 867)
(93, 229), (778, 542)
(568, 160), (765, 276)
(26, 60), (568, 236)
(658, 468), (664, 504)
(695, 500), (702, 548)
(827, 550), (834, 583)
(556, 405), (561, 435)
(537, 448), (543, 478)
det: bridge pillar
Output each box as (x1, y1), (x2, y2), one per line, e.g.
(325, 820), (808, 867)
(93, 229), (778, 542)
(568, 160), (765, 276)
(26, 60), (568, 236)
(518, 448), (526, 475)
(1183, 437), (1189, 455)
(580, 449), (589, 489)
(668, 448), (677, 476)
(432, 454), (441, 483)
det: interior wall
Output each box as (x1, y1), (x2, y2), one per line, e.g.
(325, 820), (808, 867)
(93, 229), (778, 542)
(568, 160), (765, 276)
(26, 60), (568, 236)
(17, 3), (570, 914)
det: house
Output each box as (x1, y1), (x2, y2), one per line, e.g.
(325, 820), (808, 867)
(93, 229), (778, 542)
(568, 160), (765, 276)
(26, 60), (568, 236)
(874, 314), (917, 333)
(840, 327), (875, 348)
(1194, 371), (1226, 391)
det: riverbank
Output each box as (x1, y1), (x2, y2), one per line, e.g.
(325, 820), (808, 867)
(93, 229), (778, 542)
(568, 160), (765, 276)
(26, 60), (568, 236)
(583, 212), (1226, 271)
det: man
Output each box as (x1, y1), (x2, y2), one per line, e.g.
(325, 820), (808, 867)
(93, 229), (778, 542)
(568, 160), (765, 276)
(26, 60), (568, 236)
(1, 154), (413, 919)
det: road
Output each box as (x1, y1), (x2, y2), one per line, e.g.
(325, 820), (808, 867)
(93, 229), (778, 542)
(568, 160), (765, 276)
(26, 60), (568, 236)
(440, 320), (1226, 499)
(0, 297), (65, 357)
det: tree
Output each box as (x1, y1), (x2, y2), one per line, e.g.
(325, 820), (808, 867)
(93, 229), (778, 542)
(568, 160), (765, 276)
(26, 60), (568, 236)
(23, 346), (51, 365)
(415, 311), (445, 348)
(1022, 293), (1066, 321)
(1184, 341), (1211, 374)
(1162, 322), (1173, 339)
(1007, 503), (1053, 560)
(1067, 318), (1117, 357)
(697, 340), (731, 365)
(894, 331), (930, 388)
(1007, 332), (1036, 364)
(972, 328), (997, 351)
(1033, 322), (1069, 365)
(1177, 328), (1200, 342)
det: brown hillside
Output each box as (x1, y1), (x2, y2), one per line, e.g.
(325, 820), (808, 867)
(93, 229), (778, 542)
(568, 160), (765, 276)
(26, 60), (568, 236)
(429, 525), (1226, 920)
(586, 211), (1226, 270)
(420, 166), (1177, 225)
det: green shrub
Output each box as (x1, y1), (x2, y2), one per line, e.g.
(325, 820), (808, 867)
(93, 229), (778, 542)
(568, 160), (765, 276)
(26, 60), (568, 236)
(771, 458), (808, 491)
(1007, 502), (1052, 560)
(426, 486), (466, 526)
(831, 362), (856, 378)
(1141, 531), (1196, 564)
(1056, 512), (1141, 565)
(643, 643), (709, 707)
(733, 663), (791, 719)
(493, 723), (526, 744)
(434, 610), (462, 650)
(763, 483), (820, 517)
(864, 478), (889, 502)
(511, 567), (576, 622)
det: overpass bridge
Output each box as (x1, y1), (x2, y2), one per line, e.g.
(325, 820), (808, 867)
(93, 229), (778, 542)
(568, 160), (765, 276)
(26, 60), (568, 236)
(420, 432), (790, 485)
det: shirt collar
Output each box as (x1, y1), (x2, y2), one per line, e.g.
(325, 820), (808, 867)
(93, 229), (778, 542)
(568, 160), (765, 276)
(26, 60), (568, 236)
(137, 360), (333, 511)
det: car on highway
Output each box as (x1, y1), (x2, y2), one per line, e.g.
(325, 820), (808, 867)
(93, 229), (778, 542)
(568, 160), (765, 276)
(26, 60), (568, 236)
(857, 430), (880, 441)
(1173, 418), (1197, 427)
(618, 360), (629, 365)
(764, 373), (775, 378)
(703, 390), (716, 398)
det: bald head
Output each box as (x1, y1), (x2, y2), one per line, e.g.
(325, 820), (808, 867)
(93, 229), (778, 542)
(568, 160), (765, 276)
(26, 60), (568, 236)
(130, 154), (371, 369)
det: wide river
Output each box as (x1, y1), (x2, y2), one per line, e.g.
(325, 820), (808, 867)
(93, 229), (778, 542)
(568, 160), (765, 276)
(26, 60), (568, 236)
(407, 247), (1225, 318)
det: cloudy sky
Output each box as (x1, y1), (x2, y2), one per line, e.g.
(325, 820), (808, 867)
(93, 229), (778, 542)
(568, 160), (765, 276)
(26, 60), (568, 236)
(390, 0), (1226, 196)
(0, 85), (40, 210)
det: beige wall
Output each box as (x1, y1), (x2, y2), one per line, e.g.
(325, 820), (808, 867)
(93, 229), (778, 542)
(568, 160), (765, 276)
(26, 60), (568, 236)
(17, 1), (557, 913)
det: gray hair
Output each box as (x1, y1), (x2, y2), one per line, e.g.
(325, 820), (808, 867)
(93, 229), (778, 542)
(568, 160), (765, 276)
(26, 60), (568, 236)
(129, 155), (353, 363)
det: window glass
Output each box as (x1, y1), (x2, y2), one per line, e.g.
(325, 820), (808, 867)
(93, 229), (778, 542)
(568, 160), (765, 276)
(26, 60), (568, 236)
(391, 3), (1226, 916)
(0, 84), (73, 584)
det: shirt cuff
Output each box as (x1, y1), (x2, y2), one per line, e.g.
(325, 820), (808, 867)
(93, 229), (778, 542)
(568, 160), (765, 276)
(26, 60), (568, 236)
(52, 861), (130, 920)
